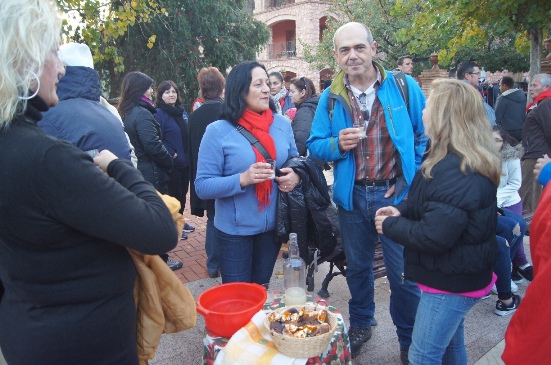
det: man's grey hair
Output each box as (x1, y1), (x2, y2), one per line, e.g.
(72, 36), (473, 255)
(333, 22), (374, 51)
(534, 73), (551, 88)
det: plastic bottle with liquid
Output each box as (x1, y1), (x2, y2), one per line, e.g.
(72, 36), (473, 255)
(283, 233), (307, 305)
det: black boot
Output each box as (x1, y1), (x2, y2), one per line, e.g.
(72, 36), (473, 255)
(349, 326), (372, 358)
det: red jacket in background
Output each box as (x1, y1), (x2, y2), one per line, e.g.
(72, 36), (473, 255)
(502, 184), (551, 364)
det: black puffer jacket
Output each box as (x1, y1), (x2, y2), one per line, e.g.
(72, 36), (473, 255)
(292, 95), (320, 156)
(383, 153), (497, 293)
(494, 89), (526, 141)
(276, 156), (334, 262)
(123, 101), (173, 192)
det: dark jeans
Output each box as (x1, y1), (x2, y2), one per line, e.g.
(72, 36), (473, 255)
(205, 208), (219, 273)
(168, 167), (190, 213)
(504, 202), (529, 267)
(216, 229), (281, 285)
(494, 211), (524, 300)
(338, 184), (420, 349)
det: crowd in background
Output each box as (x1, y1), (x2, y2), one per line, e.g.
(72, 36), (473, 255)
(2, 1), (551, 364)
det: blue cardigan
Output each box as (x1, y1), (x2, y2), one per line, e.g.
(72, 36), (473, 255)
(195, 114), (298, 236)
(307, 64), (427, 211)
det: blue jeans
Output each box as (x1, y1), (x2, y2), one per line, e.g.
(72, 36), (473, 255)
(338, 185), (420, 348)
(500, 207), (528, 267)
(409, 292), (479, 365)
(205, 208), (220, 273)
(494, 212), (524, 299)
(216, 229), (281, 284)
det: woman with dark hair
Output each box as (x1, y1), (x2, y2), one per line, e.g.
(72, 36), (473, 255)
(155, 80), (195, 240)
(195, 61), (300, 284)
(119, 72), (173, 193)
(268, 71), (294, 115)
(119, 72), (182, 270)
(189, 67), (226, 278)
(288, 76), (319, 156)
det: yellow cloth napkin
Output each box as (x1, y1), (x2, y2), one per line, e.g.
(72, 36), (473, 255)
(214, 310), (307, 365)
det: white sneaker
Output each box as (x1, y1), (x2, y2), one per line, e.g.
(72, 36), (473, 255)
(492, 280), (518, 295)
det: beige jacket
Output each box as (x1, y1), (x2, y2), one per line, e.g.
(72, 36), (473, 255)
(128, 193), (197, 364)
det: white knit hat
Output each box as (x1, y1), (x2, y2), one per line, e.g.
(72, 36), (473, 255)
(58, 43), (94, 69)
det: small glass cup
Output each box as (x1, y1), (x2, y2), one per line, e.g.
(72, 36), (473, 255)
(265, 159), (276, 179)
(356, 127), (367, 139)
(85, 149), (99, 158)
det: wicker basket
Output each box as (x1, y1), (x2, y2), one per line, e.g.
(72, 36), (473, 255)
(264, 305), (338, 358)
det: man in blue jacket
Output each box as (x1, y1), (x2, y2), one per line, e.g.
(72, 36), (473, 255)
(40, 43), (134, 163)
(307, 22), (427, 363)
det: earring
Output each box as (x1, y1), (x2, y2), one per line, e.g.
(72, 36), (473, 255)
(18, 71), (40, 100)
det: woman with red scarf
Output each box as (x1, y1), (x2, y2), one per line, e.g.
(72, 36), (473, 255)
(195, 61), (300, 284)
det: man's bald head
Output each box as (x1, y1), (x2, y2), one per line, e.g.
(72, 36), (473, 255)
(333, 22), (373, 51)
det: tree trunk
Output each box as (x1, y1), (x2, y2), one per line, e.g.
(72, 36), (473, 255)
(529, 28), (542, 81)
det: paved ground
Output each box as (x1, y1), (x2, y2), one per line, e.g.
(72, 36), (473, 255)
(153, 202), (530, 365)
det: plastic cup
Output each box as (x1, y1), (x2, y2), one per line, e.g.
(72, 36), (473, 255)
(266, 159), (276, 179)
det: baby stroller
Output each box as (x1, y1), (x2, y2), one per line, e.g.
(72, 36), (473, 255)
(276, 156), (386, 298)
(302, 203), (345, 298)
(302, 204), (387, 298)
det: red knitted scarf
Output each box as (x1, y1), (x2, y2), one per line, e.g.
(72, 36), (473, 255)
(238, 109), (276, 211)
(526, 89), (551, 112)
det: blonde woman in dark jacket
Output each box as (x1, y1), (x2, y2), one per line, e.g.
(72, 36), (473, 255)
(375, 79), (501, 365)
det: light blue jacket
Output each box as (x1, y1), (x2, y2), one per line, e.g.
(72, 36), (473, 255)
(195, 114), (298, 235)
(306, 64), (427, 211)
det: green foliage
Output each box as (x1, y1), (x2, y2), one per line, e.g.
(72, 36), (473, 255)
(452, 39), (530, 73)
(58, 0), (164, 74)
(303, 0), (439, 76)
(107, 0), (269, 104)
(305, 0), (542, 77)
(59, 0), (269, 103)
(393, 0), (550, 73)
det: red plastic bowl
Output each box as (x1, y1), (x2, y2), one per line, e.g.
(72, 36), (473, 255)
(197, 282), (267, 338)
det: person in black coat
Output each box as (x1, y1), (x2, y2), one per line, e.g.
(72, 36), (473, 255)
(494, 76), (527, 142)
(155, 80), (195, 239)
(0, 2), (178, 363)
(118, 71), (182, 271)
(188, 67), (225, 278)
(119, 72), (173, 194)
(375, 79), (502, 365)
(288, 76), (319, 157)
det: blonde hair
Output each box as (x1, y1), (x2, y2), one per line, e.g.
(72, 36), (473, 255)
(0, 0), (61, 128)
(422, 79), (501, 186)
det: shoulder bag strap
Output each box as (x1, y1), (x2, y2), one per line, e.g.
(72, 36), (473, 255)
(236, 125), (272, 161)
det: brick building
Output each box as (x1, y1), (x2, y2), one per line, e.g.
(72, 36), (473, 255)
(251, 0), (336, 91)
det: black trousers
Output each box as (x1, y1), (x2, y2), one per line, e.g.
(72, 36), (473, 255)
(167, 166), (190, 214)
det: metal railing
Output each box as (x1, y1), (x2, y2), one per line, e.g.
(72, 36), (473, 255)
(266, 41), (296, 59)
